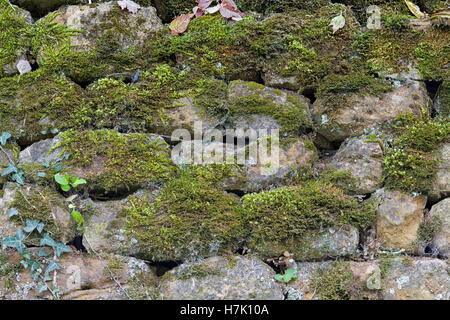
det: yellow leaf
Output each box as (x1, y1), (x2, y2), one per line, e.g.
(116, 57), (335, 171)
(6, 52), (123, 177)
(404, 1), (427, 18)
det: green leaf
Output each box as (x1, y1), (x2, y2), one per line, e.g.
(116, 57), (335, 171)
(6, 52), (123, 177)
(37, 172), (46, 178)
(2, 229), (26, 254)
(45, 260), (60, 274)
(0, 132), (11, 146)
(12, 171), (25, 185)
(54, 173), (69, 186)
(40, 233), (57, 247)
(2, 163), (17, 176)
(23, 219), (45, 234)
(7, 207), (19, 218)
(37, 282), (48, 294)
(61, 184), (71, 192)
(274, 274), (283, 281)
(38, 248), (49, 257)
(54, 242), (71, 258)
(71, 210), (84, 224)
(54, 163), (62, 173)
(71, 178), (87, 188)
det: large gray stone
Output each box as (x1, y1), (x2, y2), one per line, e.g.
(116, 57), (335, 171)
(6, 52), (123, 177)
(159, 255), (284, 300)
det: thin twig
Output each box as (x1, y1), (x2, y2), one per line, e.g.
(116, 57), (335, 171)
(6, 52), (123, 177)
(0, 145), (15, 166)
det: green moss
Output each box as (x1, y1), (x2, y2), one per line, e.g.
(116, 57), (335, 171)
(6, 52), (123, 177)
(175, 263), (224, 281)
(236, 0), (329, 14)
(53, 130), (174, 195)
(124, 165), (247, 261)
(437, 80), (450, 118)
(312, 262), (356, 300)
(417, 215), (441, 245)
(0, 0), (79, 78)
(0, 71), (91, 144)
(383, 111), (450, 194)
(8, 185), (70, 243)
(0, 253), (21, 292)
(242, 180), (375, 258)
(152, 0), (196, 22)
(227, 81), (313, 137)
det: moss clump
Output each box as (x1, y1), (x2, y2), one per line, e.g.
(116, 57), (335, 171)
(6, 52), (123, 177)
(227, 81), (313, 137)
(355, 4), (449, 79)
(124, 165), (246, 261)
(416, 215), (441, 246)
(383, 111), (450, 194)
(437, 80), (449, 118)
(150, 14), (261, 82)
(54, 130), (174, 195)
(236, 0), (329, 14)
(8, 185), (70, 243)
(0, 71), (90, 144)
(86, 67), (188, 134)
(0, 0), (79, 77)
(312, 262), (357, 300)
(175, 263), (224, 281)
(242, 180), (375, 258)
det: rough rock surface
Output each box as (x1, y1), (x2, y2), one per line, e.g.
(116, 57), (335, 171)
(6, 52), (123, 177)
(327, 137), (384, 194)
(375, 189), (427, 250)
(429, 198), (450, 257)
(0, 250), (157, 300)
(312, 81), (428, 143)
(383, 257), (449, 300)
(0, 182), (75, 242)
(52, 2), (163, 51)
(159, 256), (284, 300)
(430, 143), (450, 202)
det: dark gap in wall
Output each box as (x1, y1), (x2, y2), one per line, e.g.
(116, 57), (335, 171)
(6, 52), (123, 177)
(67, 235), (87, 252)
(148, 260), (183, 277)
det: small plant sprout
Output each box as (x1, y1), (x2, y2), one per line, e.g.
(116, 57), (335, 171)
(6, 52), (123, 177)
(274, 268), (298, 284)
(54, 173), (86, 192)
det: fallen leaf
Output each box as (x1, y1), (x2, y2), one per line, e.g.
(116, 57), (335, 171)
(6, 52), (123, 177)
(117, 0), (141, 14)
(330, 13), (346, 33)
(430, 8), (450, 26)
(205, 4), (221, 14)
(197, 0), (213, 10)
(404, 0), (427, 18)
(169, 13), (194, 35)
(16, 59), (32, 74)
(219, 0), (244, 21)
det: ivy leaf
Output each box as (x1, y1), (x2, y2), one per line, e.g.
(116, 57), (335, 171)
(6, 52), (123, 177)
(2, 163), (17, 176)
(45, 260), (60, 274)
(37, 282), (48, 294)
(54, 242), (72, 258)
(24, 219), (45, 234)
(37, 172), (46, 178)
(16, 59), (32, 75)
(117, 0), (141, 14)
(274, 274), (283, 281)
(54, 163), (62, 173)
(40, 233), (57, 248)
(12, 171), (25, 185)
(169, 13), (194, 35)
(2, 229), (26, 254)
(404, 0), (427, 18)
(7, 207), (19, 218)
(38, 247), (49, 257)
(330, 13), (346, 33)
(0, 132), (11, 146)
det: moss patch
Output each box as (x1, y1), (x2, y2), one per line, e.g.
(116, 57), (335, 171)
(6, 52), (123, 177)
(53, 129), (174, 195)
(124, 165), (247, 261)
(242, 180), (375, 258)
(383, 111), (450, 194)
(312, 261), (358, 300)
